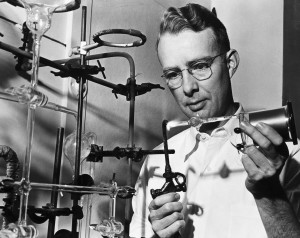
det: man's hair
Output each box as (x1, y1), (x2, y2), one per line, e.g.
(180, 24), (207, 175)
(157, 3), (230, 53)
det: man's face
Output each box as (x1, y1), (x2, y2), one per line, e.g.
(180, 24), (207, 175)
(157, 29), (234, 119)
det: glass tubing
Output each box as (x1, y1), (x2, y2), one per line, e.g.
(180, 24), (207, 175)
(18, 0), (71, 229)
(1, 2), (141, 236)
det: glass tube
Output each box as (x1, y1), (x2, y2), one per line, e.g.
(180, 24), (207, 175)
(89, 179), (124, 237)
(0, 89), (77, 118)
(167, 115), (237, 131)
(16, 0), (74, 234)
(1, 179), (135, 197)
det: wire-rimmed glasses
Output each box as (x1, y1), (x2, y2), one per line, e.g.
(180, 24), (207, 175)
(161, 51), (227, 89)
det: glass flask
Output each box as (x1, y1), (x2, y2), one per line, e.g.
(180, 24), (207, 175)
(63, 131), (97, 174)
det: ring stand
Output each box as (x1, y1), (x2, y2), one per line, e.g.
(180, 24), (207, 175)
(93, 28), (147, 48)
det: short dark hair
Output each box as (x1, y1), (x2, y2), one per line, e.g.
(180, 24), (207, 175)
(157, 3), (230, 53)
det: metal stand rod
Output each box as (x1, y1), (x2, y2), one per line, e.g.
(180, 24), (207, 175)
(47, 127), (64, 238)
(53, 52), (135, 77)
(71, 6), (87, 238)
(124, 74), (135, 238)
(0, 40), (136, 92)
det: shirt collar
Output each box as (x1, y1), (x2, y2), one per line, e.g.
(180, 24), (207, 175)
(183, 103), (244, 161)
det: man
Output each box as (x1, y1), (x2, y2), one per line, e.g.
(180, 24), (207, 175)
(130, 3), (300, 238)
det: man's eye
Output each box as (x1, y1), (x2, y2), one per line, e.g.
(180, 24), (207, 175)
(164, 71), (180, 79)
(191, 62), (209, 71)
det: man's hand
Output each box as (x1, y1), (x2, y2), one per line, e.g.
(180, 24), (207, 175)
(239, 121), (289, 198)
(148, 192), (185, 238)
(239, 120), (300, 237)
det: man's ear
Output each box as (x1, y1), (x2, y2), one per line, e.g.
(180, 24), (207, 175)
(226, 49), (239, 79)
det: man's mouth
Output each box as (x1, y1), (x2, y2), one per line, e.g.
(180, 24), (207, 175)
(187, 100), (206, 112)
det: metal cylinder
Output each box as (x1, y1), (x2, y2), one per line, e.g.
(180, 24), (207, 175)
(241, 102), (298, 145)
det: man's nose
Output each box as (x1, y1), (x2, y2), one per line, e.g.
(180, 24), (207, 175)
(182, 70), (199, 96)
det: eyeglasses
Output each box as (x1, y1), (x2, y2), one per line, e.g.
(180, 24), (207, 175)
(161, 52), (227, 89)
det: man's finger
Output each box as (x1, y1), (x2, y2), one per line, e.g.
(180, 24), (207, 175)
(149, 201), (183, 221)
(148, 192), (180, 211)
